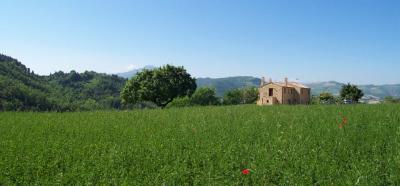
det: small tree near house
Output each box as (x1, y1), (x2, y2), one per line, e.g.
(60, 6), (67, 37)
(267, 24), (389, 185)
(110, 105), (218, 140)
(340, 83), (364, 103)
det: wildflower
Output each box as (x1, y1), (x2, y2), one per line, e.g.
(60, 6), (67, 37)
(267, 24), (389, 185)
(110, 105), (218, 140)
(242, 169), (250, 175)
(342, 117), (348, 125)
(338, 112), (348, 129)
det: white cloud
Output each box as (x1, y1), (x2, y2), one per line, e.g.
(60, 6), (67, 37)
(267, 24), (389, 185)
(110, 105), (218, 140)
(126, 64), (136, 71)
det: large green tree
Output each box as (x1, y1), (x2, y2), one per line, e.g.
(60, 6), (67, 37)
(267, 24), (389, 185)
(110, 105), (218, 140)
(340, 83), (364, 103)
(121, 65), (196, 107)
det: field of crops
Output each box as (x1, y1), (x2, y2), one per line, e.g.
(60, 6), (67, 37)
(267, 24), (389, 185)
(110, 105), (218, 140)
(1, 104), (400, 185)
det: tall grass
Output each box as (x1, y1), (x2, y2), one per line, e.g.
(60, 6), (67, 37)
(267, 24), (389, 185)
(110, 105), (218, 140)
(1, 104), (400, 185)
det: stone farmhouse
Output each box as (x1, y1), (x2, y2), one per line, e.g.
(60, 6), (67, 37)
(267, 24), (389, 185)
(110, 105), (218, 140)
(257, 77), (311, 105)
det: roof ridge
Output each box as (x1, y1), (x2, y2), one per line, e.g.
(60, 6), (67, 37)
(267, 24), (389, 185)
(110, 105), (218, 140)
(264, 81), (309, 88)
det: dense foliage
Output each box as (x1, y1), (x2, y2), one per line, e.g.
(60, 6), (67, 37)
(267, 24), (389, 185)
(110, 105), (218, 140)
(45, 70), (126, 110)
(317, 92), (337, 104)
(0, 54), (57, 111)
(1, 104), (400, 184)
(165, 96), (192, 108)
(166, 87), (258, 108)
(121, 65), (197, 108)
(340, 83), (364, 103)
(223, 87), (259, 105)
(384, 96), (400, 103)
(189, 87), (219, 106)
(3, 53), (398, 110)
(166, 87), (220, 108)
(0, 54), (126, 111)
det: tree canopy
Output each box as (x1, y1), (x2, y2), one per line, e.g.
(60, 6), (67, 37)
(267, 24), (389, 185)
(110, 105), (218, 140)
(121, 65), (196, 107)
(340, 83), (364, 103)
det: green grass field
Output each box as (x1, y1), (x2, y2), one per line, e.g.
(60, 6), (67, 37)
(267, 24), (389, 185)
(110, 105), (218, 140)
(1, 104), (400, 185)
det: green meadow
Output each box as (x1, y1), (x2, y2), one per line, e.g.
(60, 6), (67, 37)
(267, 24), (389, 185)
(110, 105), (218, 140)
(1, 104), (400, 185)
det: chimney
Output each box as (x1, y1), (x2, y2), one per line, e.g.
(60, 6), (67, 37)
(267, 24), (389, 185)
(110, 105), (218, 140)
(285, 77), (288, 86)
(269, 78), (272, 83)
(260, 77), (265, 87)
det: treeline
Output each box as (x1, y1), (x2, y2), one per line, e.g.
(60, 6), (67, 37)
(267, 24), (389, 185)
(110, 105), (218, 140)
(120, 64), (259, 109)
(0, 54), (126, 111)
(166, 87), (259, 108)
(1, 54), (258, 112)
(383, 96), (400, 103)
(2, 53), (398, 111)
(312, 83), (400, 104)
(312, 83), (366, 104)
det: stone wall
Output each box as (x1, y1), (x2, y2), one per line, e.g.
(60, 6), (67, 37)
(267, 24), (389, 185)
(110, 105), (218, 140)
(258, 83), (311, 105)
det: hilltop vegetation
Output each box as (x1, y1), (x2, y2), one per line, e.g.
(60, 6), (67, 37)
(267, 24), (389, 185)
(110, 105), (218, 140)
(0, 54), (261, 111)
(1, 104), (400, 185)
(45, 70), (126, 110)
(2, 53), (399, 111)
(0, 54), (126, 111)
(117, 69), (399, 99)
(0, 54), (58, 111)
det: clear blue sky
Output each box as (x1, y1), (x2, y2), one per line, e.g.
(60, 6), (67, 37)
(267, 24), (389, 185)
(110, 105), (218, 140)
(1, 0), (399, 84)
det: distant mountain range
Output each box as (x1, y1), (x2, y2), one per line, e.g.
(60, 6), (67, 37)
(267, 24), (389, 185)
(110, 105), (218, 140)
(117, 65), (156, 78)
(118, 69), (400, 99)
(305, 81), (400, 99)
(197, 76), (260, 96)
(3, 53), (398, 111)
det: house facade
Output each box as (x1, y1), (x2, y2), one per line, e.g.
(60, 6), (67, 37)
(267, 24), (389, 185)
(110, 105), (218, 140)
(257, 77), (311, 105)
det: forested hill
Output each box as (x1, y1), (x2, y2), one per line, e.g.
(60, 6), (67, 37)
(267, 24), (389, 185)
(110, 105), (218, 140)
(0, 54), (56, 111)
(2, 53), (400, 111)
(0, 54), (126, 111)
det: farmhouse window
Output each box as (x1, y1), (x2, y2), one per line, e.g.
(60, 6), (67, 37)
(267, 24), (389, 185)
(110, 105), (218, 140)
(269, 88), (273, 96)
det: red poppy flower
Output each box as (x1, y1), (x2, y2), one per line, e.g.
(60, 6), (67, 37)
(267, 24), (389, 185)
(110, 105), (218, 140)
(342, 117), (348, 125)
(242, 169), (250, 175)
